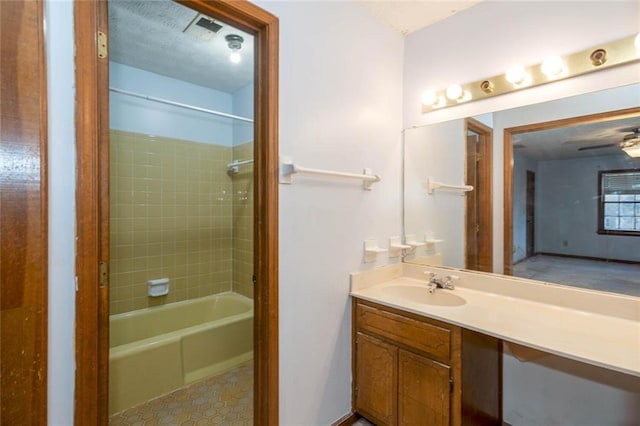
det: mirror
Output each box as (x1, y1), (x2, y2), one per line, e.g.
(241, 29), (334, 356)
(403, 83), (640, 297)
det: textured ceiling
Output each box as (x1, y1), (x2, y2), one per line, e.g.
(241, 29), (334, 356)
(357, 0), (482, 35)
(108, 0), (254, 93)
(512, 116), (640, 161)
(108, 1), (485, 93)
(108, 1), (486, 93)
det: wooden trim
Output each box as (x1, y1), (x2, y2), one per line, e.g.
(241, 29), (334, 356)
(503, 107), (640, 276)
(465, 118), (493, 273)
(74, 1), (109, 424)
(1, 0), (48, 423)
(351, 298), (358, 420)
(503, 128), (514, 276)
(74, 0), (279, 424)
(332, 412), (362, 426)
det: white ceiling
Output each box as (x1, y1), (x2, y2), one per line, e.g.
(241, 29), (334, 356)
(512, 116), (640, 161)
(357, 0), (481, 35)
(108, 0), (254, 93)
(108, 0), (483, 94)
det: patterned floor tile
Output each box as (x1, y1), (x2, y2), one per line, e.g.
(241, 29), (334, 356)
(110, 361), (253, 425)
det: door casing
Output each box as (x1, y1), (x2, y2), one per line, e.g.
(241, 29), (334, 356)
(74, 1), (279, 424)
(525, 170), (535, 258)
(465, 118), (493, 273)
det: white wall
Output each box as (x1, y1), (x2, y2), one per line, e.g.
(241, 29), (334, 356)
(110, 62), (238, 145)
(537, 155), (640, 261)
(512, 152), (538, 263)
(502, 343), (640, 425)
(256, 1), (404, 423)
(45, 0), (75, 424)
(403, 1), (640, 128)
(404, 120), (466, 268)
(45, 1), (402, 424)
(232, 83), (254, 145)
(403, 2), (640, 424)
(43, 0), (640, 424)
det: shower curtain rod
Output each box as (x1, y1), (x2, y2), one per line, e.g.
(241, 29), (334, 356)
(109, 87), (255, 123)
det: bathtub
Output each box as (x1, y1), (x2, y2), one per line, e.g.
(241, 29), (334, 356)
(109, 292), (253, 414)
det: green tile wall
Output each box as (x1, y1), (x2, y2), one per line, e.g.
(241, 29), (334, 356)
(109, 130), (247, 314)
(231, 142), (254, 299)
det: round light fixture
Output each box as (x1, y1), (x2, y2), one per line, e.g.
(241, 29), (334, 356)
(505, 66), (527, 85)
(541, 56), (565, 77)
(445, 84), (463, 100)
(230, 52), (241, 64)
(226, 34), (244, 64)
(421, 91), (437, 106)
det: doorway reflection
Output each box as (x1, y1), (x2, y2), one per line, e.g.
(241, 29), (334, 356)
(107, 1), (255, 422)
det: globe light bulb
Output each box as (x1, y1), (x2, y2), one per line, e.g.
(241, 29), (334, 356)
(230, 51), (241, 64)
(541, 56), (565, 77)
(421, 91), (437, 106)
(445, 84), (463, 100)
(505, 66), (527, 85)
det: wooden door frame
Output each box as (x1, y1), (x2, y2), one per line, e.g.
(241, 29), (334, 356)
(464, 118), (493, 273)
(525, 170), (535, 259)
(503, 107), (640, 276)
(74, 1), (279, 424)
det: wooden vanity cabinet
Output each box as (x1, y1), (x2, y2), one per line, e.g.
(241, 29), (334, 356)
(353, 298), (501, 426)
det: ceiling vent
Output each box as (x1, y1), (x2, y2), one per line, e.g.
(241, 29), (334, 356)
(183, 14), (222, 41)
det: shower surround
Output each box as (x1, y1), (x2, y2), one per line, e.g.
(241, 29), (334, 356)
(109, 129), (253, 315)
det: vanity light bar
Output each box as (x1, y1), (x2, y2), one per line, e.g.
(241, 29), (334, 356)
(422, 33), (640, 112)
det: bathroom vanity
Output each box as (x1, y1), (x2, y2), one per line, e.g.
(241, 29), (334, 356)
(350, 263), (640, 425)
(353, 299), (501, 425)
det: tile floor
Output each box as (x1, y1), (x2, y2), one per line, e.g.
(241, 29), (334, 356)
(109, 361), (253, 425)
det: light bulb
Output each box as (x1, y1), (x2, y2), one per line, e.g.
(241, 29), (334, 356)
(459, 90), (472, 102)
(230, 51), (241, 64)
(505, 66), (527, 85)
(445, 84), (463, 100)
(421, 91), (437, 106)
(541, 56), (565, 77)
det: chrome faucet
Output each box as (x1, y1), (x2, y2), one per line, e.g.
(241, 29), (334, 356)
(424, 272), (458, 293)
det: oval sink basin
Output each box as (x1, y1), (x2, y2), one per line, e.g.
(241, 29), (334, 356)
(381, 285), (466, 307)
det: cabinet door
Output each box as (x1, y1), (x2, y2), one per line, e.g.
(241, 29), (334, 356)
(356, 332), (398, 426)
(398, 349), (451, 426)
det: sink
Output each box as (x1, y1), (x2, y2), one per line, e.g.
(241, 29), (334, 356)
(381, 285), (466, 307)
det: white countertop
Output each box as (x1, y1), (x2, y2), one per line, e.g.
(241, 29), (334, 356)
(350, 265), (640, 377)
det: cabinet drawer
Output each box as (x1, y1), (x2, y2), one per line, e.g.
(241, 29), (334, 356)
(356, 302), (451, 361)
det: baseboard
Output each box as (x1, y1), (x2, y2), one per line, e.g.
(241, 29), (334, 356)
(332, 412), (361, 426)
(537, 252), (639, 265)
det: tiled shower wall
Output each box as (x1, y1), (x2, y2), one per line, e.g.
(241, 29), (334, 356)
(109, 130), (253, 315)
(232, 142), (254, 299)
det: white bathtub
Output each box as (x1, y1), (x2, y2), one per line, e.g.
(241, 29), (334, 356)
(109, 292), (253, 414)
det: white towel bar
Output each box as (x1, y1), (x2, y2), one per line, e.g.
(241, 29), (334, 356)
(279, 157), (381, 190)
(427, 176), (473, 194)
